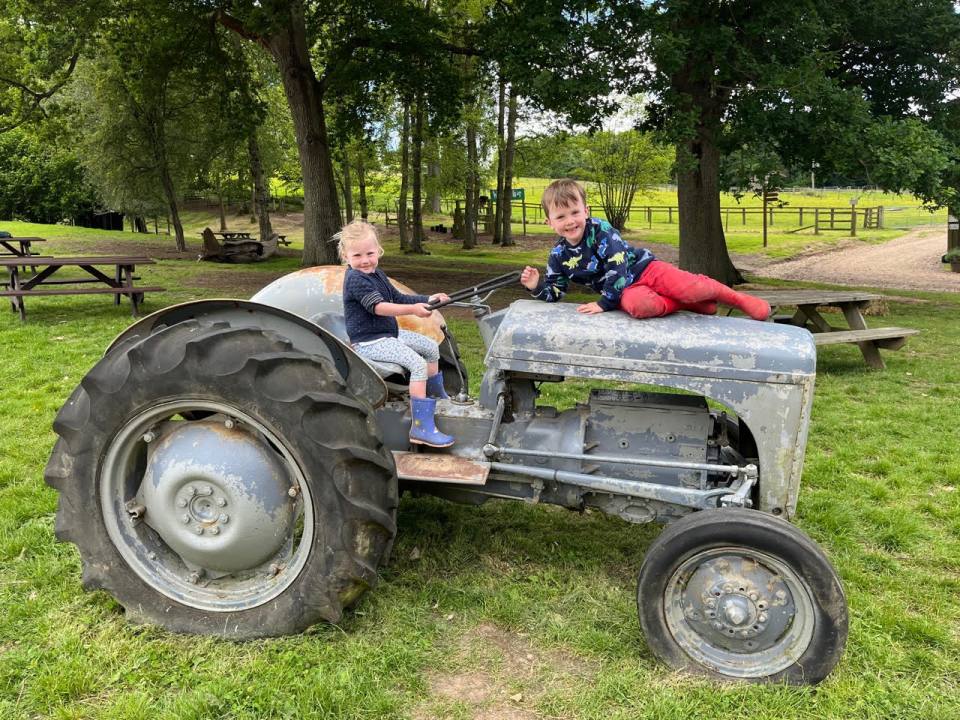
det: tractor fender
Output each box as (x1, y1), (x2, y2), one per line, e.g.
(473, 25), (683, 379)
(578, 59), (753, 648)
(106, 299), (388, 408)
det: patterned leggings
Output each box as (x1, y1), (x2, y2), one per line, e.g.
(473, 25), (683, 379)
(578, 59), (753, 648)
(353, 329), (440, 382)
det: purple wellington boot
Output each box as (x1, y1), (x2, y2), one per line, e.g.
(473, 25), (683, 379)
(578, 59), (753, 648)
(426, 372), (450, 399)
(409, 397), (455, 448)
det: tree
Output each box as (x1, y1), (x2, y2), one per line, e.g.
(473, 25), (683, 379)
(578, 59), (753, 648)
(0, 125), (100, 222)
(75, 3), (247, 251)
(624, 0), (960, 283)
(584, 130), (672, 231)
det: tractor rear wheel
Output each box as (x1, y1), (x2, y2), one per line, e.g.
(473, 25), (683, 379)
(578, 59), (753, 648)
(637, 508), (847, 684)
(45, 318), (397, 638)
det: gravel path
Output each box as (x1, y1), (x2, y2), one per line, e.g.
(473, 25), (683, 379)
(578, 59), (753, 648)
(741, 226), (959, 293)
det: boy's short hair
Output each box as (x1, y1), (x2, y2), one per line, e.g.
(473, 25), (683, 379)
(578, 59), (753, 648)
(541, 179), (587, 217)
(335, 220), (382, 260)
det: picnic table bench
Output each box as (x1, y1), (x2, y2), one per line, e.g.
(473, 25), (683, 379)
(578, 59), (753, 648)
(751, 289), (918, 369)
(0, 255), (164, 321)
(212, 231), (252, 240)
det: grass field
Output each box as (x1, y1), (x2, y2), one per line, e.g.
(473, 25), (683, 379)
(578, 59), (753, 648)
(0, 220), (959, 718)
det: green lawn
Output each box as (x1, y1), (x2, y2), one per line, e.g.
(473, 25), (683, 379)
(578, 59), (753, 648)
(1, 221), (959, 718)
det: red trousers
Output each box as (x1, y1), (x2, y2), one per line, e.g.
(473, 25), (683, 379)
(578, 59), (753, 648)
(619, 260), (769, 320)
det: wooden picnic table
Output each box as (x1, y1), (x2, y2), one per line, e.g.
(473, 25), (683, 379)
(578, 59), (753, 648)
(0, 255), (164, 321)
(0, 236), (45, 258)
(212, 231), (253, 240)
(751, 289), (918, 369)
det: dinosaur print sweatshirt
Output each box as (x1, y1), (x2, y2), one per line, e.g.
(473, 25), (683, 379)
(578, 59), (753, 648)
(532, 217), (655, 311)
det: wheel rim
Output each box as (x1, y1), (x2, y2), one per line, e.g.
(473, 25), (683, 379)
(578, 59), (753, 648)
(664, 546), (816, 678)
(100, 400), (314, 612)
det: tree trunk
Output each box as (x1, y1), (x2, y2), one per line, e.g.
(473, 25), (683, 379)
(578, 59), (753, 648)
(428, 159), (441, 213)
(493, 75), (506, 245)
(410, 94), (426, 253)
(248, 132), (273, 241)
(341, 153), (354, 222)
(398, 103), (410, 252)
(463, 121), (477, 249)
(159, 163), (186, 252)
(263, 12), (341, 266)
(358, 153), (368, 221)
(676, 134), (742, 285)
(500, 87), (517, 247)
(218, 190), (227, 231)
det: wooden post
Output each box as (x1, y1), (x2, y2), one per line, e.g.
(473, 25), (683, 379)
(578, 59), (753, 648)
(668, 207), (673, 223)
(814, 208), (820, 235)
(830, 208), (835, 229)
(742, 208), (746, 225)
(725, 208), (729, 231)
(762, 194), (768, 248)
(522, 202), (527, 237)
(850, 207), (857, 237)
(799, 207), (803, 227)
(647, 207), (652, 229)
(878, 206), (884, 229)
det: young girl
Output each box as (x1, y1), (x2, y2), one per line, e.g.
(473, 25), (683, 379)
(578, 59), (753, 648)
(338, 220), (454, 448)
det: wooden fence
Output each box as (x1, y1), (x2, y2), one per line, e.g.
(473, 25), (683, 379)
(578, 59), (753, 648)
(384, 200), (885, 235)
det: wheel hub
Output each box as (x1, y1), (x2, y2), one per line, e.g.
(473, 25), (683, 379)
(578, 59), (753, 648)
(666, 547), (814, 677)
(140, 420), (295, 573)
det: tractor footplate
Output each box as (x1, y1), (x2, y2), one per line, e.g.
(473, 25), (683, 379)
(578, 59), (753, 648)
(393, 451), (490, 485)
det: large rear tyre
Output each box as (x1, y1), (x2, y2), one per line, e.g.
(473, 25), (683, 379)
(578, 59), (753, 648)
(637, 509), (847, 684)
(45, 318), (397, 638)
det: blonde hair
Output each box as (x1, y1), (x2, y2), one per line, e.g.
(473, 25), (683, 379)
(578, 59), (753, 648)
(541, 179), (587, 217)
(335, 220), (383, 260)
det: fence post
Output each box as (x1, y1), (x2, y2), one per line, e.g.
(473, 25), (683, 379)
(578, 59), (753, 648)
(830, 208), (835, 229)
(878, 206), (884, 229)
(647, 207), (652, 229)
(725, 208), (729, 231)
(668, 207), (673, 223)
(850, 207), (857, 237)
(742, 208), (746, 225)
(814, 208), (820, 235)
(522, 202), (527, 236)
(799, 207), (804, 227)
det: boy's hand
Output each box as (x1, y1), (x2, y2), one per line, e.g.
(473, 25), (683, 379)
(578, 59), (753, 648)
(410, 303), (434, 318)
(577, 302), (604, 315)
(427, 293), (450, 305)
(520, 266), (540, 290)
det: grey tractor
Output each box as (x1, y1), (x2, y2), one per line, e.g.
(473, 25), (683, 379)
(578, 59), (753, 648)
(45, 266), (847, 684)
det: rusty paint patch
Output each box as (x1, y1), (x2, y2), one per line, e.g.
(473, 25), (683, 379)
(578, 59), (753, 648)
(393, 451), (490, 485)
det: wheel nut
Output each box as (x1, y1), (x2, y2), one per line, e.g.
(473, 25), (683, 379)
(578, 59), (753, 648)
(181, 514), (190, 524)
(177, 498), (187, 508)
(219, 514), (229, 524)
(185, 485), (196, 496)
(224, 418), (235, 429)
(195, 526), (204, 535)
(216, 497), (227, 507)
(749, 592), (758, 601)
(187, 571), (201, 584)
(142, 431), (156, 443)
(200, 485), (212, 495)
(288, 486), (300, 498)
(759, 612), (768, 623)
(209, 527), (220, 536)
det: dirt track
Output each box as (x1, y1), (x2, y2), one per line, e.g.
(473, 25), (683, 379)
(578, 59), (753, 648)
(742, 226), (960, 292)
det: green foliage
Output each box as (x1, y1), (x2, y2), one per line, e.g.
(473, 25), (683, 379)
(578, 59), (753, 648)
(0, 126), (100, 222)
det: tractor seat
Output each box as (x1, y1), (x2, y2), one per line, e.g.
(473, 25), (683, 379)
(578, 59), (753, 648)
(309, 311), (407, 380)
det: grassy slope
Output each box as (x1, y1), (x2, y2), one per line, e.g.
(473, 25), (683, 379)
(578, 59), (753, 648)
(0, 218), (958, 718)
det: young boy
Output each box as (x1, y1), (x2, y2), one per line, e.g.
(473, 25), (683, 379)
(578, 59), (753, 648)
(520, 179), (770, 321)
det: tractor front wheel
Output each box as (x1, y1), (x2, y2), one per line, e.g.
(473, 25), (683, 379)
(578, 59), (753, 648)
(637, 508), (847, 684)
